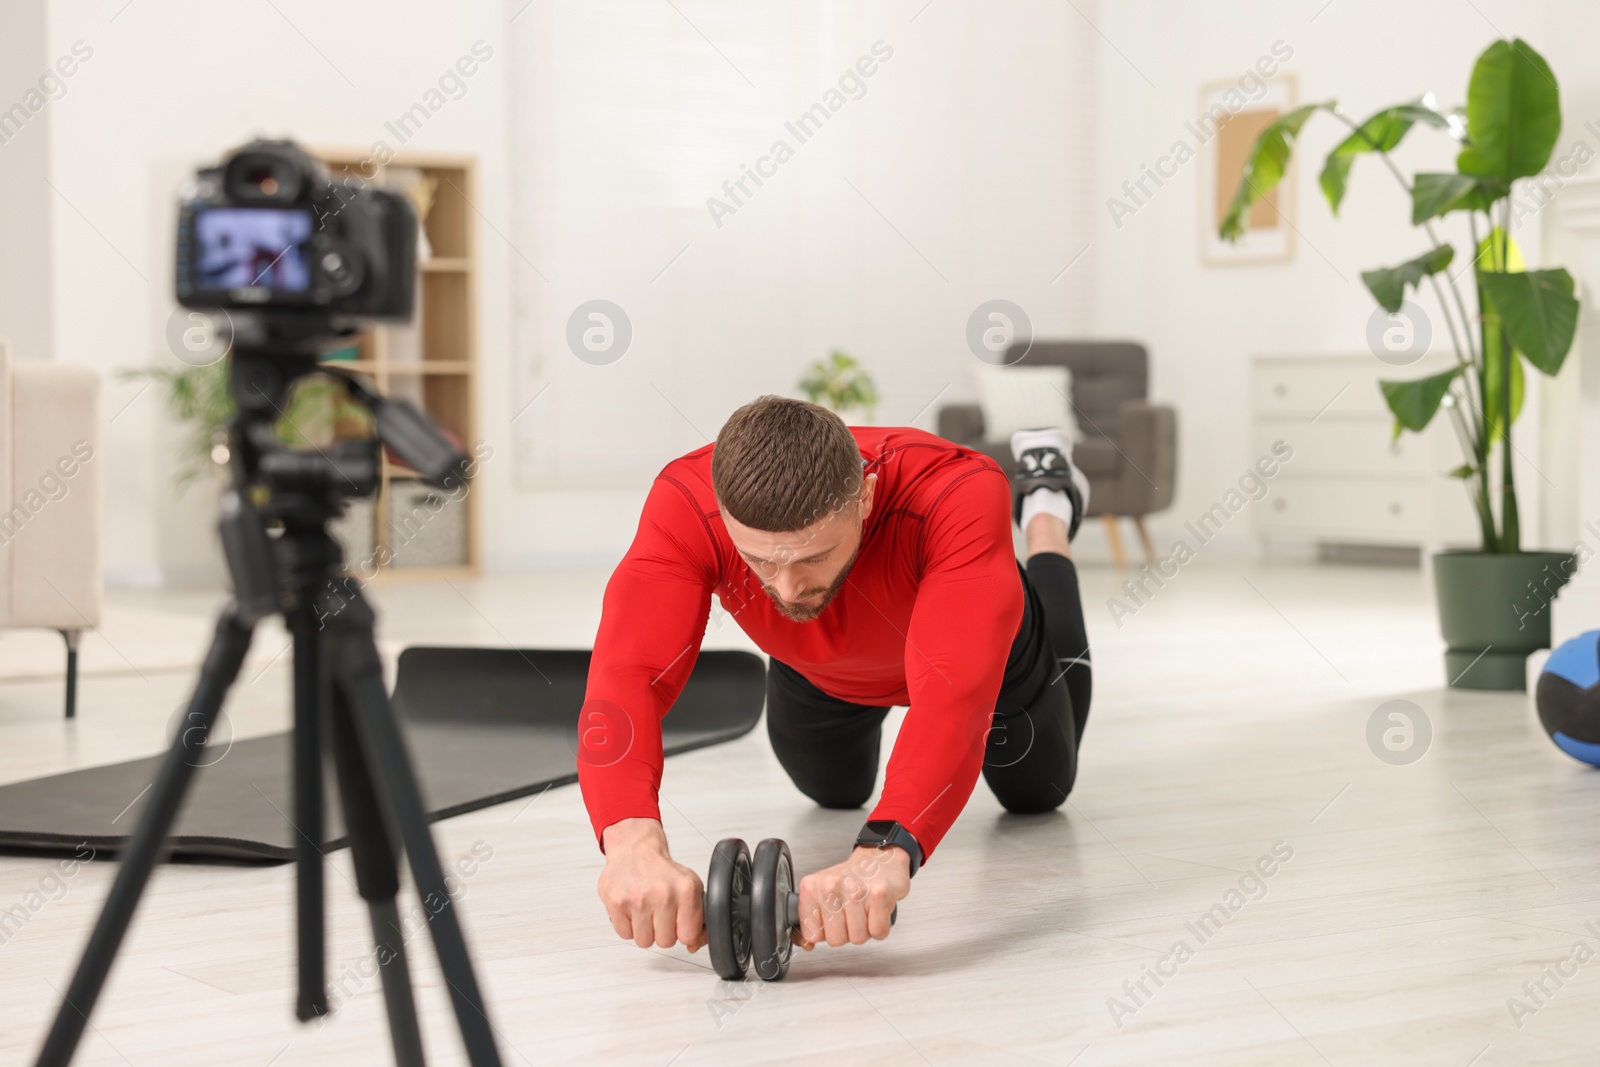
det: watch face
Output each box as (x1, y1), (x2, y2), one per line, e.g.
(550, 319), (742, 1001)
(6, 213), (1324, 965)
(861, 820), (897, 840)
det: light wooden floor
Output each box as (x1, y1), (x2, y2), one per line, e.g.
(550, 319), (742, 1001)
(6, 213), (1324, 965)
(2, 557), (1598, 1066)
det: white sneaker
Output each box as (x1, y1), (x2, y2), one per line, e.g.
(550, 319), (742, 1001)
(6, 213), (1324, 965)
(1009, 427), (1089, 540)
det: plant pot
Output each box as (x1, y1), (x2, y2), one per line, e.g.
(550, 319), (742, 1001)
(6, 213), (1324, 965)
(1433, 550), (1576, 691)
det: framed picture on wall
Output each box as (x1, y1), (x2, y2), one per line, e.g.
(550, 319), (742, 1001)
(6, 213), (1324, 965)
(1199, 74), (1297, 265)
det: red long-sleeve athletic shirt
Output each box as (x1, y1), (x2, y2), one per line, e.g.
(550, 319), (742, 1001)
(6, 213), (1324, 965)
(576, 426), (1022, 863)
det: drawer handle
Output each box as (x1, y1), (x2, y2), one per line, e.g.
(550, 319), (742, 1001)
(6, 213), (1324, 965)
(1273, 383), (1288, 397)
(1389, 502), (1402, 515)
(1273, 498), (1287, 511)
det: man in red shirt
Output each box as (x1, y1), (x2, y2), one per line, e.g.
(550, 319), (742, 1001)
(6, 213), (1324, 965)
(579, 396), (1092, 955)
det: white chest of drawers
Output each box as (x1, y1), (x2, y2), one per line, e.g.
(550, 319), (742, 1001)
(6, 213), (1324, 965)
(1252, 355), (1480, 551)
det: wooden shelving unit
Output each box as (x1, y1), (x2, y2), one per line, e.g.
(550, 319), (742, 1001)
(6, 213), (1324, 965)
(311, 148), (481, 581)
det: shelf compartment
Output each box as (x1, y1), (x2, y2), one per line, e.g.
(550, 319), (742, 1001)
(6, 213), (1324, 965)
(421, 270), (469, 363)
(422, 169), (471, 260)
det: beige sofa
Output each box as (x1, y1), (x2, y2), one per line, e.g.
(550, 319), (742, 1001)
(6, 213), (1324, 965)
(0, 339), (102, 717)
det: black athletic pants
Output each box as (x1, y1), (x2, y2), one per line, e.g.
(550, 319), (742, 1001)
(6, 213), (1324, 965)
(765, 553), (1091, 815)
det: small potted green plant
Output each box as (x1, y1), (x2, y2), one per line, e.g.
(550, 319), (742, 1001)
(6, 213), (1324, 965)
(797, 349), (879, 423)
(1221, 37), (1578, 690)
(125, 360), (373, 487)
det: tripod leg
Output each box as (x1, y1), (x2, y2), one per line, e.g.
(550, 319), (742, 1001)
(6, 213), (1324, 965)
(326, 590), (503, 1067)
(326, 675), (424, 1067)
(35, 608), (255, 1067)
(290, 603), (328, 1021)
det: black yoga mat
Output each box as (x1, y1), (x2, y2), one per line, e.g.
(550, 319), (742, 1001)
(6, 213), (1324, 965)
(0, 647), (766, 862)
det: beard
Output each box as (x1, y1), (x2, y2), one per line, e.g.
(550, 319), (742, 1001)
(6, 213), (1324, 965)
(761, 547), (860, 623)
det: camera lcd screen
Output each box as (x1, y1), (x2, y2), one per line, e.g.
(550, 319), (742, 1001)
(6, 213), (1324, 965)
(192, 207), (313, 292)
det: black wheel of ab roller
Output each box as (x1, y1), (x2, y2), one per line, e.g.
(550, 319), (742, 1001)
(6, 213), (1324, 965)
(711, 835), (903, 983)
(750, 838), (795, 981)
(704, 838), (752, 980)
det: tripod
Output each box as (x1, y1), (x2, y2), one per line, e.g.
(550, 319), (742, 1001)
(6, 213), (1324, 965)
(36, 345), (503, 1067)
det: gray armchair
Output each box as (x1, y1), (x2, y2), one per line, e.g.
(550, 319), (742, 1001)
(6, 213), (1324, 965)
(937, 341), (1176, 567)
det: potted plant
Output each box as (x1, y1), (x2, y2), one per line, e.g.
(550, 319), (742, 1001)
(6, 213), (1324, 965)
(1221, 38), (1578, 690)
(797, 349), (879, 423)
(125, 360), (374, 486)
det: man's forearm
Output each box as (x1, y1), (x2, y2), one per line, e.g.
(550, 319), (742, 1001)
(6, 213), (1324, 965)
(577, 732), (666, 850)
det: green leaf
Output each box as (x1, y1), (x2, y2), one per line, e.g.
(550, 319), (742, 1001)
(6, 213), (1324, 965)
(1321, 102), (1453, 214)
(1380, 365), (1463, 433)
(1446, 464), (1477, 479)
(1219, 102), (1333, 242)
(1411, 172), (1500, 223)
(1361, 245), (1455, 313)
(1457, 38), (1561, 183)
(1479, 268), (1579, 375)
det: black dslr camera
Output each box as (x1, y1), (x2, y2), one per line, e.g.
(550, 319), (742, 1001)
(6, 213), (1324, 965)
(176, 139), (415, 326)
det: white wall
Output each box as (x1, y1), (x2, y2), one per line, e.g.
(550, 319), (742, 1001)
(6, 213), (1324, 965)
(26, 0), (1097, 580)
(497, 0), (1097, 566)
(13, 0), (1597, 581)
(1538, 1), (1600, 558)
(0, 0), (57, 366)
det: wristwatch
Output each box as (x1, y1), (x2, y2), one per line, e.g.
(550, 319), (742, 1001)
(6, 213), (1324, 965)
(856, 820), (922, 878)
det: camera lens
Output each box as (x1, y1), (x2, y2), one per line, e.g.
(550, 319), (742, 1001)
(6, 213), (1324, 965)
(316, 244), (364, 298)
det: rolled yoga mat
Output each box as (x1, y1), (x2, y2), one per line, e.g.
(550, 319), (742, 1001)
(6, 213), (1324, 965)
(0, 647), (765, 862)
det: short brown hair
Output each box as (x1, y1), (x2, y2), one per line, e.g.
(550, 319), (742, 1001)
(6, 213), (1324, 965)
(712, 395), (864, 532)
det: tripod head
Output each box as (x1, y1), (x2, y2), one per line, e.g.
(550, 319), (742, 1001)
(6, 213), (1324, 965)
(219, 340), (470, 624)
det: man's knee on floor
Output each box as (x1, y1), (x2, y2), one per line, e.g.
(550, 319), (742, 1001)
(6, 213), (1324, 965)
(997, 786), (1068, 816)
(985, 757), (1076, 815)
(771, 742), (879, 809)
(802, 782), (874, 810)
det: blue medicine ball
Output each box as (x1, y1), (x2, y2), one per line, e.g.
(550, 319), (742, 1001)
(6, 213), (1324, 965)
(1536, 630), (1600, 766)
